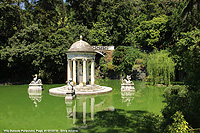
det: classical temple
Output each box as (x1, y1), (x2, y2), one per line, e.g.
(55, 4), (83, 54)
(66, 35), (96, 86)
(49, 36), (112, 96)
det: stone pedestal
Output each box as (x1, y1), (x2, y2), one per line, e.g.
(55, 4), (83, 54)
(121, 84), (135, 91)
(28, 84), (43, 91)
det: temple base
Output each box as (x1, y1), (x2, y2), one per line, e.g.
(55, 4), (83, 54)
(49, 84), (112, 96)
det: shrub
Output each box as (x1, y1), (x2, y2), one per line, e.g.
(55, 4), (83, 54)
(147, 50), (175, 85)
(138, 113), (163, 133)
(167, 111), (190, 133)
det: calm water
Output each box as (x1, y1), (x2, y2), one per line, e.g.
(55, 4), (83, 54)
(0, 80), (166, 132)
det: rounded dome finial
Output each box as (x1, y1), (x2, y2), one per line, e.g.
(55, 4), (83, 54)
(67, 35), (95, 52)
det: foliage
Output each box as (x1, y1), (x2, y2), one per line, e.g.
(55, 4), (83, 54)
(0, 24), (41, 82)
(0, 1), (21, 47)
(134, 15), (169, 50)
(67, 0), (134, 46)
(0, 0), (200, 131)
(166, 0), (200, 45)
(31, 0), (60, 40)
(98, 52), (119, 79)
(180, 0), (200, 30)
(163, 85), (188, 100)
(167, 111), (190, 133)
(162, 85), (188, 130)
(138, 113), (163, 133)
(173, 28), (200, 91)
(112, 46), (145, 78)
(147, 50), (175, 85)
(139, 0), (166, 20)
(98, 56), (111, 79)
(95, 110), (128, 128)
(89, 22), (112, 46)
(76, 109), (166, 133)
(0, 22), (92, 83)
(162, 85), (200, 128)
(185, 91), (200, 128)
(0, 0), (199, 85)
(76, 109), (165, 133)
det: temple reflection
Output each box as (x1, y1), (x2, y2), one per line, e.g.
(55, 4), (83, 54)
(28, 89), (42, 107)
(121, 91), (135, 106)
(65, 95), (114, 126)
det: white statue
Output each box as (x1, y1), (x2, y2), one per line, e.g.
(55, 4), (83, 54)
(121, 75), (135, 91)
(30, 74), (42, 84)
(33, 74), (37, 82)
(122, 75), (133, 84)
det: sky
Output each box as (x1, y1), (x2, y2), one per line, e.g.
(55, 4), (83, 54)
(19, 0), (67, 9)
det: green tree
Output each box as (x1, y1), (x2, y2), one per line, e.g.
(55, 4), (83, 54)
(161, 0), (180, 16)
(0, 22), (91, 83)
(65, 0), (101, 28)
(181, 0), (200, 26)
(133, 15), (168, 50)
(66, 0), (134, 47)
(112, 46), (131, 76)
(166, 0), (200, 45)
(139, 0), (165, 20)
(0, 24), (41, 82)
(162, 85), (188, 130)
(112, 46), (145, 78)
(162, 85), (200, 129)
(94, 0), (134, 47)
(89, 22), (112, 46)
(0, 1), (21, 47)
(173, 28), (200, 91)
(167, 111), (190, 133)
(138, 113), (163, 133)
(147, 50), (175, 85)
(31, 0), (62, 40)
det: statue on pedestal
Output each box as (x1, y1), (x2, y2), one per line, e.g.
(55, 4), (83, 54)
(121, 75), (135, 91)
(122, 75), (133, 84)
(28, 74), (43, 91)
(30, 74), (42, 84)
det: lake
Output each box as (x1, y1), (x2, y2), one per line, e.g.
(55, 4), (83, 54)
(0, 80), (166, 132)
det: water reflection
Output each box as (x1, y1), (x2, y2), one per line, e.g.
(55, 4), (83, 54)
(65, 100), (76, 124)
(121, 91), (135, 106)
(65, 94), (114, 126)
(28, 90), (42, 107)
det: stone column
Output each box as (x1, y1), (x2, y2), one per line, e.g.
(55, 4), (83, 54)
(72, 59), (76, 86)
(86, 61), (89, 84)
(91, 59), (95, 85)
(67, 60), (72, 83)
(73, 101), (76, 124)
(83, 101), (86, 125)
(77, 60), (80, 85)
(91, 97), (95, 120)
(83, 58), (87, 86)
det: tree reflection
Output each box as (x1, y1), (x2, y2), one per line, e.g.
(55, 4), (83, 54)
(72, 109), (149, 132)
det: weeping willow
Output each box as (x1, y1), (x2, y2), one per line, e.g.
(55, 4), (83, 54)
(147, 50), (176, 85)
